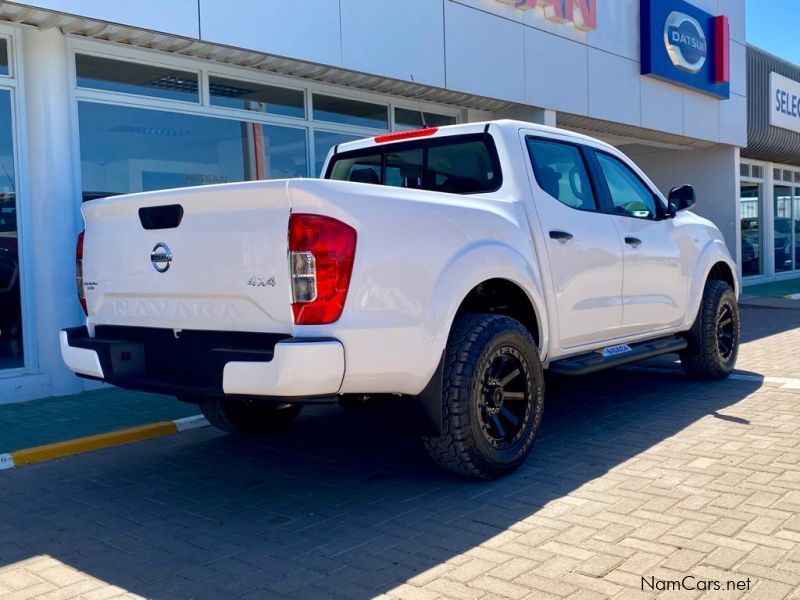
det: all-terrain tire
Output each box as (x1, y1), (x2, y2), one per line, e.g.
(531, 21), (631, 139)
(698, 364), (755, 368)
(423, 314), (544, 479)
(680, 280), (739, 380)
(198, 398), (302, 436)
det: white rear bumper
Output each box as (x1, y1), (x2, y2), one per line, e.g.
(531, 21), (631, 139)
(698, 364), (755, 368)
(59, 330), (105, 379)
(222, 340), (345, 397)
(60, 327), (345, 398)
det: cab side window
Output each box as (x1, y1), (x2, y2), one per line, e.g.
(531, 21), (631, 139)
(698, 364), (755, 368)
(526, 138), (597, 212)
(595, 152), (660, 220)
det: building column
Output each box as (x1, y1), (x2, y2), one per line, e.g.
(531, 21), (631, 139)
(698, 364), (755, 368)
(22, 27), (83, 397)
(494, 106), (557, 126)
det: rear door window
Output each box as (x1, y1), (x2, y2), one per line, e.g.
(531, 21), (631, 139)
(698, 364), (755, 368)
(325, 133), (502, 195)
(526, 138), (597, 212)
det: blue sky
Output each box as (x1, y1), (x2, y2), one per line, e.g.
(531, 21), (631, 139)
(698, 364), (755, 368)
(747, 1), (800, 64)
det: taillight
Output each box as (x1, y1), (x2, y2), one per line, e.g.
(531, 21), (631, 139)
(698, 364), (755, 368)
(288, 214), (356, 325)
(76, 229), (87, 316)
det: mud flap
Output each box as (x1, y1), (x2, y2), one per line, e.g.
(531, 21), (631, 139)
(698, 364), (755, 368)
(412, 353), (444, 437)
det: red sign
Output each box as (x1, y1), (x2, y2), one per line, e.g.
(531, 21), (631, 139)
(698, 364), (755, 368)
(495, 0), (598, 31)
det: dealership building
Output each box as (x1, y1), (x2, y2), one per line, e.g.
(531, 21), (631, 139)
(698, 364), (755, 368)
(0, 0), (768, 403)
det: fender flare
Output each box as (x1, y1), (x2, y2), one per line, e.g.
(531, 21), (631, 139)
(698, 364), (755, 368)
(683, 239), (738, 330)
(423, 240), (548, 366)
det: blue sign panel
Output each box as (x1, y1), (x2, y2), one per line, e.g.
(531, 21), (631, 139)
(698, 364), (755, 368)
(640, 0), (730, 99)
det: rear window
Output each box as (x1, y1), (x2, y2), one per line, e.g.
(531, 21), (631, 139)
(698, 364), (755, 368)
(326, 133), (502, 195)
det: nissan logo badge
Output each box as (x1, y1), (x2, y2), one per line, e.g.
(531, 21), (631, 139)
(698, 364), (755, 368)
(664, 11), (708, 74)
(151, 242), (173, 273)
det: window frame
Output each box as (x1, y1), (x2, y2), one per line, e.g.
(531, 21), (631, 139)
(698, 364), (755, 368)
(74, 50), (203, 106)
(587, 148), (669, 221)
(525, 135), (601, 214)
(67, 37), (463, 192)
(324, 132), (504, 195)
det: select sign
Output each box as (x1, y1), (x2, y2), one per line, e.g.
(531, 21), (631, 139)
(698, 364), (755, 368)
(770, 72), (800, 135)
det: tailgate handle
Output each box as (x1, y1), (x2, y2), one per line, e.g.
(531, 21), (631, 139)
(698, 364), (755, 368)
(138, 204), (184, 230)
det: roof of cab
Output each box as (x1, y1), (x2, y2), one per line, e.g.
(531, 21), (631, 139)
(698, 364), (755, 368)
(332, 119), (617, 155)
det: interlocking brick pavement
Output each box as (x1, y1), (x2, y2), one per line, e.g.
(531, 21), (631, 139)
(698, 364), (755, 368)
(1, 305), (799, 599)
(0, 388), (197, 452)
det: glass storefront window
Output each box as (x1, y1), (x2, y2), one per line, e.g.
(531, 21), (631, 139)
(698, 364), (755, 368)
(0, 39), (9, 76)
(261, 124), (308, 179)
(740, 182), (762, 277)
(795, 189), (800, 274)
(0, 90), (22, 370)
(76, 54), (199, 103)
(774, 185), (793, 272)
(395, 108), (456, 131)
(313, 130), (359, 177)
(209, 76), (305, 119)
(313, 94), (388, 129)
(78, 102), (308, 200)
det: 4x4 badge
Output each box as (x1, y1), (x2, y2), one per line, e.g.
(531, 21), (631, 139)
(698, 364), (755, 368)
(247, 275), (276, 288)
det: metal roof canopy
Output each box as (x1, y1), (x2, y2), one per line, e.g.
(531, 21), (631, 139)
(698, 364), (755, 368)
(745, 44), (800, 167)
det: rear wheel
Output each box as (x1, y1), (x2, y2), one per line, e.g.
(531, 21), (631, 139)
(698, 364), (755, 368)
(680, 279), (739, 380)
(423, 314), (544, 479)
(196, 398), (302, 436)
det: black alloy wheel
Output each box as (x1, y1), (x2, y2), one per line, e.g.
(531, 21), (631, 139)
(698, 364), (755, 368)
(479, 348), (532, 449)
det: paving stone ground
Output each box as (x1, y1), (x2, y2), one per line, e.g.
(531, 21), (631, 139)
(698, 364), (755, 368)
(0, 388), (198, 452)
(1, 305), (799, 600)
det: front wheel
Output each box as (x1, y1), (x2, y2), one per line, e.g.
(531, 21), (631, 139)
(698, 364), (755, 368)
(196, 398), (302, 436)
(423, 314), (544, 479)
(680, 280), (740, 380)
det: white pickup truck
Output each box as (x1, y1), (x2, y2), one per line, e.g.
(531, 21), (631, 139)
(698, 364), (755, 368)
(61, 120), (739, 478)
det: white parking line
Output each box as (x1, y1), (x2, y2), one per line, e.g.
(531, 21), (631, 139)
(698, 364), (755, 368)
(174, 415), (210, 432)
(620, 366), (800, 390)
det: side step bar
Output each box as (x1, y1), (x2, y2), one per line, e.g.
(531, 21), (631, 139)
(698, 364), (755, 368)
(549, 336), (688, 376)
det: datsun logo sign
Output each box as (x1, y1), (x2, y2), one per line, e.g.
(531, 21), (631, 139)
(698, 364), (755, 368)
(664, 12), (707, 73)
(495, 0), (597, 31)
(641, 0), (729, 99)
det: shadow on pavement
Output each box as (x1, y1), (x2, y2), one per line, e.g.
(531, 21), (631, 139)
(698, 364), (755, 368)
(738, 304), (800, 344)
(0, 368), (762, 599)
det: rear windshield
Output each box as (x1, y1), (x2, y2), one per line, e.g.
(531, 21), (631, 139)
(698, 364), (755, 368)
(325, 133), (502, 195)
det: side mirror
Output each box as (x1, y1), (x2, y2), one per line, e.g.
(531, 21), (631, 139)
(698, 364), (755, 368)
(668, 185), (696, 216)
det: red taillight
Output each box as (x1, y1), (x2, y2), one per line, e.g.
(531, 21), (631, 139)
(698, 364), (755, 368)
(374, 127), (438, 144)
(288, 214), (356, 325)
(76, 229), (87, 316)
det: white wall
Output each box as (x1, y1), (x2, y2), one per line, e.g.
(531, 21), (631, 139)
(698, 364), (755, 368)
(21, 0), (200, 38)
(19, 0), (747, 146)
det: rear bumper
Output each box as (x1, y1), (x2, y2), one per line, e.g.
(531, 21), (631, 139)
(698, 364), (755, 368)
(60, 326), (344, 400)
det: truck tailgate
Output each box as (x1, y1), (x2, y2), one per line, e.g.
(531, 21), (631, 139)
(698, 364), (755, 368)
(82, 180), (294, 333)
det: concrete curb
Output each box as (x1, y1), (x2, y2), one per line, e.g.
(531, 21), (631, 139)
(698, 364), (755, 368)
(0, 415), (209, 471)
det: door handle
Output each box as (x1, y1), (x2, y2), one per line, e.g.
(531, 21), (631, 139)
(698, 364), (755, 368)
(549, 230), (574, 241)
(625, 236), (643, 248)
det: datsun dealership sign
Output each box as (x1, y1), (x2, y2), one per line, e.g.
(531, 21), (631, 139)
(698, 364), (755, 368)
(770, 72), (800, 134)
(494, 0), (597, 31)
(640, 0), (730, 99)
